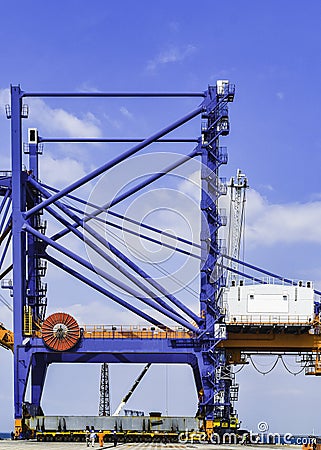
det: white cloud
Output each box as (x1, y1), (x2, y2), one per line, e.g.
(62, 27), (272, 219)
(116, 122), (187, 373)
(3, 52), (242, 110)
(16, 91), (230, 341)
(0, 88), (102, 137)
(147, 44), (196, 72)
(120, 106), (133, 120)
(178, 169), (201, 202)
(0, 88), (10, 116)
(49, 300), (135, 326)
(76, 82), (101, 93)
(245, 189), (321, 247)
(103, 112), (122, 130)
(40, 152), (87, 188)
(276, 91), (284, 100)
(259, 183), (274, 192)
(0, 87), (102, 140)
(28, 98), (102, 138)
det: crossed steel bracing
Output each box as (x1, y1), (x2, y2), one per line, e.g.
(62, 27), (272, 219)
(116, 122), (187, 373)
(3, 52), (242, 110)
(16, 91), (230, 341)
(0, 83), (238, 427)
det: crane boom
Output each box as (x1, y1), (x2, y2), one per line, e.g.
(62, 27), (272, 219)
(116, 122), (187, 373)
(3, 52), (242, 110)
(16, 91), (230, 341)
(227, 169), (248, 284)
(113, 363), (151, 416)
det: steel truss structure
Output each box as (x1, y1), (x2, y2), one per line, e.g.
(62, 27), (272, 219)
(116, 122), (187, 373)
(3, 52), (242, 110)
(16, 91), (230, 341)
(0, 83), (237, 434)
(99, 363), (110, 417)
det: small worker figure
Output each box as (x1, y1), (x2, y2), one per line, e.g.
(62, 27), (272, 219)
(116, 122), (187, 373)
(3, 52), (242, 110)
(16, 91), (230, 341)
(90, 429), (97, 447)
(85, 428), (90, 447)
(97, 430), (104, 448)
(113, 430), (118, 447)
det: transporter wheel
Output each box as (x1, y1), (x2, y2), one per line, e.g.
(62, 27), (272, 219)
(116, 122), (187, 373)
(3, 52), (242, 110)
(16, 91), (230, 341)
(42, 312), (80, 351)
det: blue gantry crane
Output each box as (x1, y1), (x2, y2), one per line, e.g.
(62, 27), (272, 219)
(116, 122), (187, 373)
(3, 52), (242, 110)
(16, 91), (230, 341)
(2, 81), (321, 442)
(0, 81), (237, 437)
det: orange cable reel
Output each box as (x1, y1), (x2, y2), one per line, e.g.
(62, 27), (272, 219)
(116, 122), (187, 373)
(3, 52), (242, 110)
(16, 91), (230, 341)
(41, 312), (81, 351)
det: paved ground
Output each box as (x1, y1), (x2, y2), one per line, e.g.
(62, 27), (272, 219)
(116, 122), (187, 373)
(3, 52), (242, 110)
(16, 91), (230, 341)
(0, 442), (302, 450)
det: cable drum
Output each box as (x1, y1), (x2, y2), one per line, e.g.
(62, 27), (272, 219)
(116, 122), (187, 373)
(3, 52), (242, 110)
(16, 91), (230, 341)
(41, 312), (80, 351)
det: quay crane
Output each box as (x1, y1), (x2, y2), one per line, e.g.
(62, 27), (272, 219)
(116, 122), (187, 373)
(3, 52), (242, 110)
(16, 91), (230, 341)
(0, 81), (320, 442)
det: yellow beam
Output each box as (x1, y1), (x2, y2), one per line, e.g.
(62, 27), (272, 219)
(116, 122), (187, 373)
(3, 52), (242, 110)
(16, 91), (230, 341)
(0, 324), (14, 352)
(220, 331), (321, 352)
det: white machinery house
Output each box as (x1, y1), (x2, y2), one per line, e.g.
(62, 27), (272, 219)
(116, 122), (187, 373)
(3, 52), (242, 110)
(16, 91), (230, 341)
(223, 281), (315, 325)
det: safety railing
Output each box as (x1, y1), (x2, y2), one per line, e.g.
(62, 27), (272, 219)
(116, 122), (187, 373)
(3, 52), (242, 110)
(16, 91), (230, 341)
(228, 277), (314, 288)
(225, 315), (313, 326)
(81, 324), (194, 340)
(0, 171), (11, 178)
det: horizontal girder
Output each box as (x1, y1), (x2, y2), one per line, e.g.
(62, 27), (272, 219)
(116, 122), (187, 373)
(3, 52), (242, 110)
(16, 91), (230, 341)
(220, 329), (321, 353)
(17, 336), (199, 365)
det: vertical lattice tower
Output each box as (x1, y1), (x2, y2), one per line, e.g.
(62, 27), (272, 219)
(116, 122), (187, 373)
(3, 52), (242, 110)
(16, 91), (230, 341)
(99, 363), (110, 416)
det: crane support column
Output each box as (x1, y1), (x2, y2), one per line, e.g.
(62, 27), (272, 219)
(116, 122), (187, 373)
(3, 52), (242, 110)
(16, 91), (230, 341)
(199, 81), (235, 426)
(10, 85), (29, 433)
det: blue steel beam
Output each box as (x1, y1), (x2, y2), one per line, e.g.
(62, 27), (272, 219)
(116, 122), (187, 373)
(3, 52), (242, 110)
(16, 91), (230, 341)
(78, 220), (201, 324)
(24, 224), (198, 332)
(38, 342), (198, 361)
(16, 335), (199, 363)
(10, 85), (27, 423)
(45, 254), (174, 330)
(0, 178), (12, 189)
(84, 148), (201, 221)
(0, 231), (11, 270)
(14, 333), (201, 417)
(60, 204), (201, 260)
(42, 183), (201, 250)
(28, 178), (196, 323)
(225, 255), (308, 286)
(31, 354), (47, 412)
(39, 137), (199, 143)
(224, 255), (321, 298)
(0, 188), (10, 215)
(198, 83), (235, 422)
(0, 221), (11, 246)
(24, 106), (204, 219)
(50, 147), (200, 241)
(28, 178), (201, 323)
(0, 196), (11, 235)
(26, 141), (46, 321)
(23, 91), (206, 98)
(218, 262), (269, 285)
(0, 264), (12, 281)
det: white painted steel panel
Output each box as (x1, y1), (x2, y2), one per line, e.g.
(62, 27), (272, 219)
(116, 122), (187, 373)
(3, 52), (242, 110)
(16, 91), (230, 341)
(247, 294), (288, 313)
(224, 283), (314, 325)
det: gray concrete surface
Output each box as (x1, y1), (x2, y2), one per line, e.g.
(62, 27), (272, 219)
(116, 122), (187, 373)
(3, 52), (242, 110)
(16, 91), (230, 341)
(0, 441), (301, 449)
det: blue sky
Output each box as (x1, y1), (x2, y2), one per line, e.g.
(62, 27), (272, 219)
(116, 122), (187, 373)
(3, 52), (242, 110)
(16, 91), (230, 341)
(1, 0), (321, 435)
